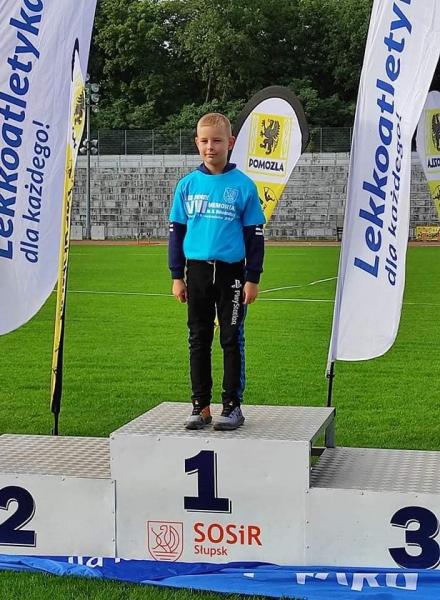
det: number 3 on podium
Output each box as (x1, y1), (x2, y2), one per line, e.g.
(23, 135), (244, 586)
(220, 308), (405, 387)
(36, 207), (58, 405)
(390, 506), (440, 569)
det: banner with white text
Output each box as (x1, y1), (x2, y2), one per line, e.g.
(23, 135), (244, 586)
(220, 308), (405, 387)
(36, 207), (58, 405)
(0, 0), (97, 335)
(416, 91), (440, 220)
(230, 86), (308, 221)
(1, 556), (440, 599)
(328, 0), (440, 365)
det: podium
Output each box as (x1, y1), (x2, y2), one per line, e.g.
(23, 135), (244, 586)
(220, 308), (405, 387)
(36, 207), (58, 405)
(111, 402), (334, 564)
(0, 434), (114, 556)
(1, 402), (440, 569)
(308, 446), (440, 569)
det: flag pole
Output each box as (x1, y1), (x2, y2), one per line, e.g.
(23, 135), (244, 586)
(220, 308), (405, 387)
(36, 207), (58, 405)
(50, 160), (72, 435)
(50, 40), (86, 435)
(326, 361), (335, 407)
(51, 300), (67, 436)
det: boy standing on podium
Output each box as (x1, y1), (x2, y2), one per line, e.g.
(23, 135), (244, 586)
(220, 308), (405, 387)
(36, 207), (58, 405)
(168, 113), (265, 430)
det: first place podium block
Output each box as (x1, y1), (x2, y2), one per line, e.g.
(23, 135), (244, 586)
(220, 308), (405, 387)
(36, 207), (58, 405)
(110, 402), (335, 564)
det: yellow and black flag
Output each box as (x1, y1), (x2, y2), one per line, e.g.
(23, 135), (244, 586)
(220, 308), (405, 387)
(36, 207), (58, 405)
(416, 90), (440, 221)
(50, 41), (87, 434)
(230, 86), (309, 222)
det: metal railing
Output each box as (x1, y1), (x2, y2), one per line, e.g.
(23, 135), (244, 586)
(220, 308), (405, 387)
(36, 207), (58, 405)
(92, 127), (353, 155)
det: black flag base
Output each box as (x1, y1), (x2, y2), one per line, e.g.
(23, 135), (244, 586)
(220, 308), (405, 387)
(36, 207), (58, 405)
(52, 412), (59, 436)
(326, 361), (335, 408)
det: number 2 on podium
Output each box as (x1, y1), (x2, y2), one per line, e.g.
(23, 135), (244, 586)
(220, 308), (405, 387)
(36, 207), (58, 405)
(0, 486), (36, 547)
(184, 450), (231, 513)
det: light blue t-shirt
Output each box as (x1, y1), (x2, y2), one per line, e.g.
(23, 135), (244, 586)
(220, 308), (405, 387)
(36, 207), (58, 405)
(169, 167), (265, 263)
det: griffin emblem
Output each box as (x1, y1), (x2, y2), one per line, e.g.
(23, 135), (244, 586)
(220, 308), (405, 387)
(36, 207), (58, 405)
(259, 119), (280, 155)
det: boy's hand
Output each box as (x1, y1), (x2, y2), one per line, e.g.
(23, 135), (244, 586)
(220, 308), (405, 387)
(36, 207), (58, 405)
(243, 282), (259, 305)
(172, 279), (187, 303)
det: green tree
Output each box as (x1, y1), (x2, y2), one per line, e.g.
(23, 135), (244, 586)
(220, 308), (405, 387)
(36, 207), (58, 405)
(286, 0), (372, 125)
(91, 0), (200, 128)
(88, 0), (377, 129)
(164, 99), (245, 130)
(177, 0), (304, 103)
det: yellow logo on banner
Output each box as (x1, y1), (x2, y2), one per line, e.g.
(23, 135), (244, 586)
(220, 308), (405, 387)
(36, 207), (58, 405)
(255, 181), (286, 221)
(427, 180), (440, 219)
(426, 109), (440, 157)
(246, 113), (293, 176)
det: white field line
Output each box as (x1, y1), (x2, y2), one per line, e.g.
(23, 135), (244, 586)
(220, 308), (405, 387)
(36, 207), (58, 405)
(67, 289), (333, 303)
(259, 298), (440, 306)
(259, 297), (333, 303)
(401, 302), (440, 306)
(68, 289), (172, 298)
(260, 276), (336, 294)
(64, 289), (440, 307)
(66, 289), (332, 302)
(76, 252), (309, 257)
(67, 277), (336, 300)
(70, 253), (166, 257)
(123, 252), (308, 257)
(72, 252), (308, 258)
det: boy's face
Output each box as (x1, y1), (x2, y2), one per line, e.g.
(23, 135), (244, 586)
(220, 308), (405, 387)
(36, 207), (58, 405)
(195, 124), (235, 173)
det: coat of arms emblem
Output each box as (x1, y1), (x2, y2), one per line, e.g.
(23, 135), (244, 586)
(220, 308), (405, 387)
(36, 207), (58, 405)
(147, 521), (184, 561)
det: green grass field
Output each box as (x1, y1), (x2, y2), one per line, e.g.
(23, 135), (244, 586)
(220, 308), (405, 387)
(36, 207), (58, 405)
(1, 243), (440, 598)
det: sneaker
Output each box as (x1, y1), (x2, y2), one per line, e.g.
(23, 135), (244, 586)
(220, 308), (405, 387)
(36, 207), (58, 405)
(213, 402), (245, 431)
(185, 404), (212, 430)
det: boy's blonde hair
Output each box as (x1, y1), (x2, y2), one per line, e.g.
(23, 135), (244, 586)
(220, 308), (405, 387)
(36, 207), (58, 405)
(197, 113), (232, 136)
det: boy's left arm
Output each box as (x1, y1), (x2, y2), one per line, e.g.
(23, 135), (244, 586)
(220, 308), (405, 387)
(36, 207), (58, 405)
(243, 224), (264, 304)
(242, 181), (266, 305)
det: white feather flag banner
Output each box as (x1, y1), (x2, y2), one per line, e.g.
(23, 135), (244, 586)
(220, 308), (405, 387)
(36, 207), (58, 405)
(328, 0), (440, 366)
(0, 0), (97, 335)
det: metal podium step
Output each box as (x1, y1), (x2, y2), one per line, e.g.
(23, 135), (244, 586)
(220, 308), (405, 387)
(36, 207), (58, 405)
(0, 434), (111, 479)
(111, 402), (335, 563)
(308, 446), (440, 568)
(0, 434), (114, 557)
(3, 410), (440, 567)
(311, 446), (440, 493)
(112, 401), (335, 444)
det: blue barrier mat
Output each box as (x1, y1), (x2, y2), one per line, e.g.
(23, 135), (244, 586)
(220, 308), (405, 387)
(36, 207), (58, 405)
(1, 555), (439, 598)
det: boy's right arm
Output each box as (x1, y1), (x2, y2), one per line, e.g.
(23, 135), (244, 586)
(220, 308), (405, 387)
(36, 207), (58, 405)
(168, 180), (188, 302)
(168, 221), (186, 278)
(168, 221), (187, 303)
(172, 278), (187, 303)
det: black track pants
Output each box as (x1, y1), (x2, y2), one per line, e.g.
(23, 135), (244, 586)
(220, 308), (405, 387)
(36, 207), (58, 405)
(186, 259), (247, 407)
